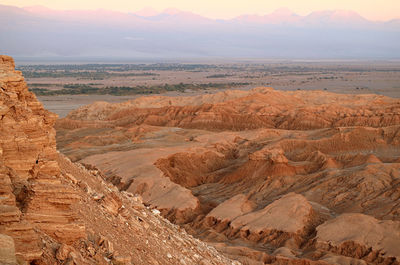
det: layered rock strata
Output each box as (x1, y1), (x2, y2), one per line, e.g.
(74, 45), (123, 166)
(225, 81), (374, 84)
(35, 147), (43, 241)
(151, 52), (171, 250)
(0, 55), (84, 262)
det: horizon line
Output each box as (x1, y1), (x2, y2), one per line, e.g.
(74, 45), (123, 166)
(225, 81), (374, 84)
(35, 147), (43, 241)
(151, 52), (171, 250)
(5, 3), (400, 22)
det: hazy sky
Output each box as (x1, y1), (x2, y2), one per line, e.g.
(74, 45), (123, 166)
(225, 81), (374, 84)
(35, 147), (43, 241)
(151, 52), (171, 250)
(2, 0), (399, 21)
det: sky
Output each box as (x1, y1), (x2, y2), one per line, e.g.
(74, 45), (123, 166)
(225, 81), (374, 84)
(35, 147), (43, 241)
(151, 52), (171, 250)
(1, 0), (399, 21)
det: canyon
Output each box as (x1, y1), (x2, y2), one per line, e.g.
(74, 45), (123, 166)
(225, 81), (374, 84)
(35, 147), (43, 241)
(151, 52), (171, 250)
(1, 54), (400, 264)
(54, 73), (400, 263)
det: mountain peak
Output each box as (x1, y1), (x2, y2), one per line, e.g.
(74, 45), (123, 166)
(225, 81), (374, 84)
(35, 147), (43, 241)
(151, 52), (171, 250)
(163, 8), (182, 15)
(23, 5), (52, 12)
(305, 9), (368, 24)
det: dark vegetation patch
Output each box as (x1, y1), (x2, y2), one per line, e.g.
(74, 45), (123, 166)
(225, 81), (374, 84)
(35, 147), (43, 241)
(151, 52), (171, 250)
(30, 82), (250, 96)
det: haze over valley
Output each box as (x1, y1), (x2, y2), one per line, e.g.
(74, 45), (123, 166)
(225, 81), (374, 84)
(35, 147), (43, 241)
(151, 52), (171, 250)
(1, 4), (400, 60)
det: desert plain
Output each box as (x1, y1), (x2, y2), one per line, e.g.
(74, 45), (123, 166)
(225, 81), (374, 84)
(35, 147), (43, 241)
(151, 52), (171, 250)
(18, 61), (400, 117)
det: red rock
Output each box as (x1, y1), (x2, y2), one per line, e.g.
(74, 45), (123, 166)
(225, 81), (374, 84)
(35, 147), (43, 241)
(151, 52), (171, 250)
(0, 234), (17, 265)
(316, 213), (400, 262)
(0, 56), (85, 261)
(229, 193), (320, 247)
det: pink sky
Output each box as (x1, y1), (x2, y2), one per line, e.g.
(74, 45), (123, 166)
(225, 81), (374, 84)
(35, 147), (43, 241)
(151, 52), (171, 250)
(1, 0), (399, 21)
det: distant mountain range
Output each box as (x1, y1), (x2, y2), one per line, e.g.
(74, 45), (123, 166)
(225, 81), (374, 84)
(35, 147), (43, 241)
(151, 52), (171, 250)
(0, 4), (399, 61)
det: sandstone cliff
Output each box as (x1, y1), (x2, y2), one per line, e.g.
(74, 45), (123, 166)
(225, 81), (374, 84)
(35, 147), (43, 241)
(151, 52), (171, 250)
(0, 55), (84, 262)
(0, 55), (237, 265)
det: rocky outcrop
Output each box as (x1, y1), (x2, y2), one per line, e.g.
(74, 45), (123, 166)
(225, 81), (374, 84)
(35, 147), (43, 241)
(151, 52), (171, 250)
(227, 193), (325, 247)
(0, 55), (85, 262)
(0, 162), (43, 261)
(205, 194), (255, 231)
(155, 144), (238, 188)
(0, 234), (17, 265)
(80, 146), (203, 224)
(0, 56), (58, 178)
(316, 213), (400, 263)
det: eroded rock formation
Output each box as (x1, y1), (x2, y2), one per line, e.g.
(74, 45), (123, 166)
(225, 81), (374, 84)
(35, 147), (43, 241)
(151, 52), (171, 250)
(56, 80), (400, 264)
(0, 55), (84, 262)
(316, 213), (400, 263)
(59, 86), (400, 131)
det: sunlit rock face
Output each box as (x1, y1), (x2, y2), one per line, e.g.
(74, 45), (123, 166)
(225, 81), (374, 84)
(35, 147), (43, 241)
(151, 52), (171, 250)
(0, 55), (84, 262)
